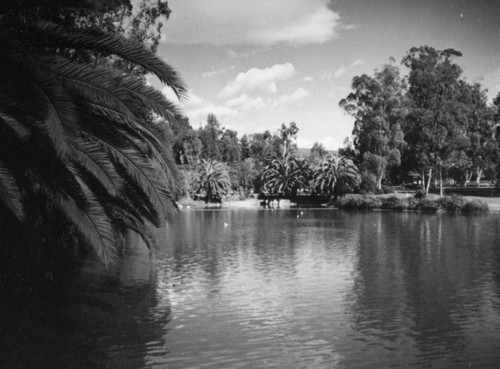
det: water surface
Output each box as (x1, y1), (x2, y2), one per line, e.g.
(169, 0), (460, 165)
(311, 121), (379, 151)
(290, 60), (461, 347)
(2, 209), (500, 368)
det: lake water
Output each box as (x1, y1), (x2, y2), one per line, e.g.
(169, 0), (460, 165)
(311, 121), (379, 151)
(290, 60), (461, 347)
(2, 209), (500, 368)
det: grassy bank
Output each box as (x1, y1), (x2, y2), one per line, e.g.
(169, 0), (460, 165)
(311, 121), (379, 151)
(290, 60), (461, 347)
(337, 194), (489, 213)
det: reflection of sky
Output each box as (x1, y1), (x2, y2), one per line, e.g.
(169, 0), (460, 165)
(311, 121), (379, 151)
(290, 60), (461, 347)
(157, 209), (359, 367)
(152, 210), (500, 368)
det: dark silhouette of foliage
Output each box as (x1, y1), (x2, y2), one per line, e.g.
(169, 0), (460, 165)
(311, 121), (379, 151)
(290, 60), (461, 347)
(0, 0), (186, 265)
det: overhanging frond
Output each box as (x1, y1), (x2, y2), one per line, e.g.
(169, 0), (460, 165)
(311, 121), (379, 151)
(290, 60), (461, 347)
(53, 188), (118, 266)
(27, 21), (188, 99)
(0, 161), (24, 221)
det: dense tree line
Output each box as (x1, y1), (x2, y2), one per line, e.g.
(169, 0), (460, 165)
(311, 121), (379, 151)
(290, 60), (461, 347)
(174, 46), (500, 203)
(340, 47), (500, 195)
(171, 118), (360, 204)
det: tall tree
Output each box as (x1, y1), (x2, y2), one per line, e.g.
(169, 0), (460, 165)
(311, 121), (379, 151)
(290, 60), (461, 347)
(459, 82), (496, 184)
(309, 142), (328, 166)
(173, 128), (202, 165)
(220, 129), (241, 163)
(198, 113), (223, 161)
(402, 46), (469, 195)
(339, 62), (407, 190)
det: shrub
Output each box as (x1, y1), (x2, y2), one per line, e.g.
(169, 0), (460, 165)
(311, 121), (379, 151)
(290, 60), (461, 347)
(461, 199), (489, 213)
(417, 199), (439, 212)
(414, 190), (426, 200)
(336, 194), (489, 213)
(438, 195), (465, 212)
(380, 196), (406, 210)
(382, 185), (395, 194)
(337, 195), (382, 209)
(359, 174), (377, 194)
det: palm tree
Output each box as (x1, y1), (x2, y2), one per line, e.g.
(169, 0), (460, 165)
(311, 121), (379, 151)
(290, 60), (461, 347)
(0, 1), (187, 265)
(313, 154), (360, 201)
(261, 143), (310, 198)
(193, 160), (231, 203)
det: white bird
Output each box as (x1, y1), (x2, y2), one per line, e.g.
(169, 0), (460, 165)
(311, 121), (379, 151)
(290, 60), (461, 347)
(224, 222), (229, 227)
(300, 211), (304, 215)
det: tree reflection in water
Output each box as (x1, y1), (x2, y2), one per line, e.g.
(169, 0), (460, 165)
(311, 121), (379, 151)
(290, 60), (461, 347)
(0, 233), (171, 369)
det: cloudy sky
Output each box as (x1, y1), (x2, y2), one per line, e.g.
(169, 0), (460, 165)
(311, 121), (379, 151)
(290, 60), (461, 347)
(153, 0), (500, 150)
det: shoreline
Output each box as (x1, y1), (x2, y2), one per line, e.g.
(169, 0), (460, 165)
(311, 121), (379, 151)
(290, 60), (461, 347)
(177, 193), (500, 212)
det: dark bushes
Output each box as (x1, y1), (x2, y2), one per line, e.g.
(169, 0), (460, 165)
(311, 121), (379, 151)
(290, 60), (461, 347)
(461, 199), (489, 213)
(336, 194), (489, 213)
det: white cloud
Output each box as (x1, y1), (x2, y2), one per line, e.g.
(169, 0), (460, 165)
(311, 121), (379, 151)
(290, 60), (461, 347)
(271, 88), (310, 108)
(303, 76), (315, 82)
(201, 66), (235, 79)
(165, 0), (344, 46)
(185, 92), (204, 107)
(161, 86), (180, 104)
(218, 63), (296, 99)
(321, 71), (333, 81)
(186, 104), (238, 122)
(162, 87), (205, 108)
(323, 59), (365, 81)
(334, 67), (347, 78)
(226, 94), (267, 111)
(251, 7), (340, 45)
(351, 59), (365, 67)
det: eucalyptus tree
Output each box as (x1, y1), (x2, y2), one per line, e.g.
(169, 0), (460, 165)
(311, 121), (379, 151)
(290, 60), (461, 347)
(339, 62), (407, 190)
(309, 142), (328, 166)
(0, 0), (186, 265)
(313, 154), (360, 201)
(198, 113), (223, 161)
(402, 46), (469, 195)
(459, 82), (496, 185)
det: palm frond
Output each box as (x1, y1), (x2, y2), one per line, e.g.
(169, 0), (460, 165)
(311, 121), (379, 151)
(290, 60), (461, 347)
(53, 188), (118, 266)
(90, 134), (175, 225)
(0, 161), (24, 221)
(52, 57), (184, 124)
(70, 138), (122, 196)
(0, 112), (30, 140)
(27, 21), (188, 99)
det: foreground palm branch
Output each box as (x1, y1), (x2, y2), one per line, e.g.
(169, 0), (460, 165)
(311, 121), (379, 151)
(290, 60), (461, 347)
(0, 5), (187, 265)
(313, 154), (360, 199)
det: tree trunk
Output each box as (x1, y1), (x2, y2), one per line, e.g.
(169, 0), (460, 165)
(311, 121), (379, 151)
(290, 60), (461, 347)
(425, 168), (433, 194)
(376, 175), (383, 191)
(465, 170), (473, 186)
(476, 167), (483, 185)
(439, 167), (444, 197)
